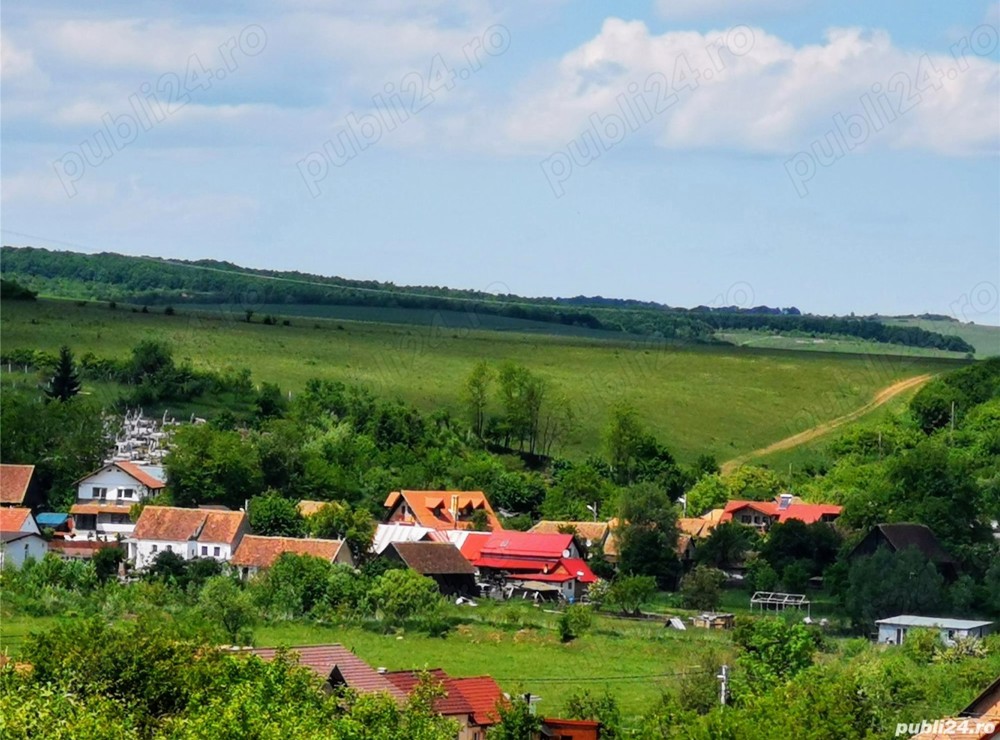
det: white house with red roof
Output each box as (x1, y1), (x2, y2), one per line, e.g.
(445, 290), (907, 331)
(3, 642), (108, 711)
(0, 507), (47, 569)
(129, 506), (247, 568)
(721, 494), (842, 530)
(473, 531), (597, 602)
(70, 461), (167, 540)
(383, 490), (502, 532)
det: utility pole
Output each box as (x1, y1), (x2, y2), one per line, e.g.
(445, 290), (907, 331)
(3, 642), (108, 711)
(717, 664), (729, 706)
(950, 401), (956, 443)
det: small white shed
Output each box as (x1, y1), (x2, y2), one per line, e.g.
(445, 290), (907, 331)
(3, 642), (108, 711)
(876, 615), (994, 645)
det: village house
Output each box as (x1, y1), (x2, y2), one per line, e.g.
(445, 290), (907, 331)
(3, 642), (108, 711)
(384, 669), (506, 740)
(473, 531), (597, 602)
(848, 523), (959, 579)
(0, 464), (39, 509)
(129, 506), (247, 568)
(721, 494), (842, 529)
(249, 644), (408, 702)
(69, 461), (167, 541)
(876, 615), (994, 646)
(231, 535), (353, 580)
(384, 490), (501, 532)
(0, 507), (47, 568)
(383, 541), (478, 596)
(910, 674), (1000, 739)
(528, 521), (613, 560)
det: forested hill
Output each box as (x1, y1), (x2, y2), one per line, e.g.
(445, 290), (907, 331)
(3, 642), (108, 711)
(1, 245), (976, 353)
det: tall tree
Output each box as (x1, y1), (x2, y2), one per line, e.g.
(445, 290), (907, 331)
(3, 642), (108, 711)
(463, 361), (493, 438)
(45, 346), (82, 402)
(614, 482), (680, 588)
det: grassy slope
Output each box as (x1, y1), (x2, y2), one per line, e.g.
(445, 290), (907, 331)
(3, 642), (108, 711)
(881, 318), (1000, 359)
(716, 330), (970, 359)
(1, 299), (966, 462)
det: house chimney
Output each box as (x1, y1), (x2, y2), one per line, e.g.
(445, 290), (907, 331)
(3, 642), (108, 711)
(451, 494), (459, 522)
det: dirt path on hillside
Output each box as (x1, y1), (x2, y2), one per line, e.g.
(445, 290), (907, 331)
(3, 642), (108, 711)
(719, 374), (934, 474)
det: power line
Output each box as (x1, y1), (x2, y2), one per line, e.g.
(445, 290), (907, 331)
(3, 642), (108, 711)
(492, 668), (710, 683)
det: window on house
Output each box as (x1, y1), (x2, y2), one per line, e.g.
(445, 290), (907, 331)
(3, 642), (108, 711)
(152, 545), (158, 553)
(92, 487), (107, 499)
(123, 488), (135, 499)
(166, 545), (173, 552)
(201, 546), (208, 556)
(213, 546), (220, 557)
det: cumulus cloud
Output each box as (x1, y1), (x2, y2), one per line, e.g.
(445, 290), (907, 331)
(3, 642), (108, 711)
(503, 18), (1000, 157)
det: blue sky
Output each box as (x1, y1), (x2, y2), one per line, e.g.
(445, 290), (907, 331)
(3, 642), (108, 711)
(2, 0), (998, 323)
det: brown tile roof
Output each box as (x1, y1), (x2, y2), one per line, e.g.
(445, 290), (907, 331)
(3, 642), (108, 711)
(232, 535), (346, 569)
(384, 490), (501, 531)
(0, 507), (31, 532)
(249, 645), (406, 702)
(528, 521), (610, 542)
(70, 503), (135, 516)
(388, 542), (475, 575)
(0, 464), (34, 505)
(132, 506), (246, 545)
(677, 517), (720, 538)
(873, 523), (959, 565)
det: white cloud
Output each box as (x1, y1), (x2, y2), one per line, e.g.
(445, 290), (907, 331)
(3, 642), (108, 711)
(503, 19), (1000, 157)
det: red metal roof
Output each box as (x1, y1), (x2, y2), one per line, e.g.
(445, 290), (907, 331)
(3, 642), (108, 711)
(479, 531), (574, 559)
(457, 532), (490, 560)
(0, 465), (34, 505)
(474, 556), (555, 571)
(558, 558), (598, 584)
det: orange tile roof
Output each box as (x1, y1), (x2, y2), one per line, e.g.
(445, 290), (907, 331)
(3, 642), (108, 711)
(384, 490), (501, 531)
(0, 464), (34, 505)
(721, 499), (842, 524)
(132, 506), (246, 545)
(0, 507), (31, 531)
(113, 461), (166, 489)
(232, 535), (345, 569)
(450, 676), (506, 726)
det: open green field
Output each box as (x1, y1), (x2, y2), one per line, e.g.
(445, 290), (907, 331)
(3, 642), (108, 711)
(1, 299), (968, 462)
(881, 317), (1000, 359)
(717, 330), (971, 359)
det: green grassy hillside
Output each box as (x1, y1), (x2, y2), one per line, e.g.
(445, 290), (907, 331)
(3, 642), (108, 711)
(0, 299), (967, 462)
(881, 317), (1000, 359)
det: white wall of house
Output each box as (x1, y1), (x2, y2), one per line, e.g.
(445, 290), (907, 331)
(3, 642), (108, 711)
(877, 622), (991, 645)
(0, 535), (48, 569)
(77, 467), (158, 507)
(131, 538), (234, 568)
